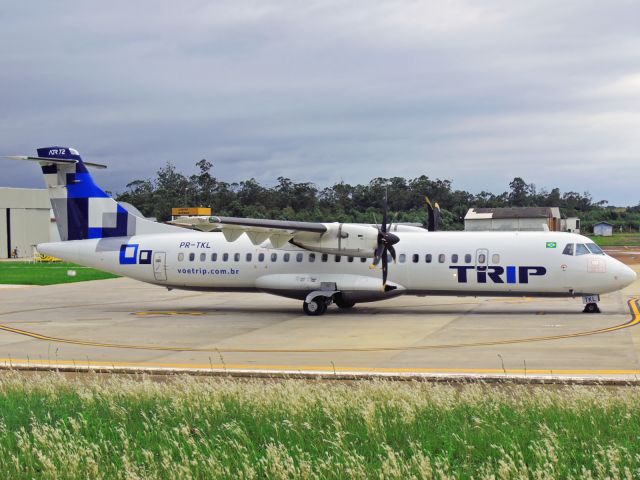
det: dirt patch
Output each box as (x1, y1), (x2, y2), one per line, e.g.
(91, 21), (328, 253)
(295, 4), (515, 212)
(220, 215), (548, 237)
(605, 248), (640, 265)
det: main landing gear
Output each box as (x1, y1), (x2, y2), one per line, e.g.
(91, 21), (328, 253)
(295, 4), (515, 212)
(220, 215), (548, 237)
(303, 297), (328, 316)
(303, 287), (356, 316)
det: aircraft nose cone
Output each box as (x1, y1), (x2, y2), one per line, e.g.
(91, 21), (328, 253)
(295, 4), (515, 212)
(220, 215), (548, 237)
(619, 264), (637, 287)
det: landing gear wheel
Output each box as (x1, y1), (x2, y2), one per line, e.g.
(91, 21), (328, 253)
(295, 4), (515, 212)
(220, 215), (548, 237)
(303, 298), (327, 316)
(335, 299), (356, 309)
(583, 302), (601, 314)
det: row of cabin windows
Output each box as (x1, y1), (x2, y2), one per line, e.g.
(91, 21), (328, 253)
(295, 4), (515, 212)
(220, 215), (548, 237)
(399, 253), (499, 264)
(177, 252), (371, 263)
(177, 252), (500, 264)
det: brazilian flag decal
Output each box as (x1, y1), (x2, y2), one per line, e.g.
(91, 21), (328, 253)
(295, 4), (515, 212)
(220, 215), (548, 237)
(546, 242), (557, 248)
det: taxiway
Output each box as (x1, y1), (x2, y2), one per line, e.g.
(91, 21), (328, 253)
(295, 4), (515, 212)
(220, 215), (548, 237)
(0, 268), (639, 381)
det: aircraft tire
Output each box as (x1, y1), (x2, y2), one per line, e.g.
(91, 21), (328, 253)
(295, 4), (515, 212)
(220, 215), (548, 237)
(335, 299), (356, 309)
(303, 298), (327, 316)
(583, 302), (601, 314)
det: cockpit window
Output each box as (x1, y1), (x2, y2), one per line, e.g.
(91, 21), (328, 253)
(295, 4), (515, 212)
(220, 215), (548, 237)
(575, 243), (590, 256)
(562, 244), (574, 256)
(586, 243), (604, 255)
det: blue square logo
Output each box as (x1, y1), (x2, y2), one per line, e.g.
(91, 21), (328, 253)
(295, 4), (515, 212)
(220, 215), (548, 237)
(119, 244), (139, 264)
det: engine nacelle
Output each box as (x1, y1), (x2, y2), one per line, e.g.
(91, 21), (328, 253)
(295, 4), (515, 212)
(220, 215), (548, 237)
(293, 223), (379, 257)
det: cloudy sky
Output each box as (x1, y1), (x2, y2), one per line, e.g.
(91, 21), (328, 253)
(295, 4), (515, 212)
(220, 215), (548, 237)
(2, 1), (640, 205)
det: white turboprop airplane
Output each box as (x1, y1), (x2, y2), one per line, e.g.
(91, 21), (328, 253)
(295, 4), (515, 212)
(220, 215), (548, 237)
(5, 147), (636, 315)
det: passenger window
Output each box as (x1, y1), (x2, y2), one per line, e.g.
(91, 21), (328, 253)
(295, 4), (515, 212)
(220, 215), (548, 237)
(223, 253), (229, 261)
(284, 253), (290, 262)
(258, 253), (265, 262)
(438, 254), (445, 263)
(399, 254), (406, 263)
(271, 253), (277, 262)
(234, 253), (240, 262)
(451, 254), (458, 264)
(576, 244), (590, 256)
(464, 254), (472, 264)
(321, 254), (328, 262)
(412, 254), (419, 263)
(309, 253), (316, 262)
(200, 253), (206, 262)
(348, 256), (354, 262)
(296, 253), (303, 262)
(360, 257), (367, 263)
(387, 252), (393, 262)
(178, 253), (184, 261)
(189, 253), (195, 261)
(586, 243), (604, 255)
(335, 255), (341, 262)
(492, 254), (500, 264)
(246, 253), (252, 262)
(562, 244), (574, 256)
(478, 254), (486, 263)
(425, 254), (432, 263)
(211, 253), (217, 262)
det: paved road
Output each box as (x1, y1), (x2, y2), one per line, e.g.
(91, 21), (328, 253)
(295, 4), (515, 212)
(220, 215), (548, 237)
(0, 269), (639, 379)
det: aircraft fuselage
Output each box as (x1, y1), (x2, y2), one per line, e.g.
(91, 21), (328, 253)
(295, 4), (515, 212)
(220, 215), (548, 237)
(39, 230), (636, 303)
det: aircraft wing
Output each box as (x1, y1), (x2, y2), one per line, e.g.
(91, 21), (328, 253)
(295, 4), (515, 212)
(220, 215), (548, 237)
(167, 215), (327, 248)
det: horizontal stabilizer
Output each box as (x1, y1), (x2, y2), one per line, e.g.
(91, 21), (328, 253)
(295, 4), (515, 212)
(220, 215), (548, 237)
(4, 155), (107, 169)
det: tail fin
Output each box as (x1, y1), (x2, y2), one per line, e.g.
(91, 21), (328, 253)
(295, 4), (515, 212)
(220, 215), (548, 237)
(17, 147), (180, 241)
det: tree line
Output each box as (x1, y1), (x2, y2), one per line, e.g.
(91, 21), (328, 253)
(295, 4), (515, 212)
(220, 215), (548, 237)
(116, 160), (640, 232)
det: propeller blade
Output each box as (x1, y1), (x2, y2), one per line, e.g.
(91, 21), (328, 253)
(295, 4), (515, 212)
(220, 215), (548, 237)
(381, 248), (388, 287)
(382, 188), (389, 233)
(388, 244), (397, 263)
(371, 244), (384, 267)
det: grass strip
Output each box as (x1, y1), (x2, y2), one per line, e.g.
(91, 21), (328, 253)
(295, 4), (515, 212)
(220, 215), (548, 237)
(589, 234), (640, 247)
(0, 373), (638, 478)
(0, 262), (119, 285)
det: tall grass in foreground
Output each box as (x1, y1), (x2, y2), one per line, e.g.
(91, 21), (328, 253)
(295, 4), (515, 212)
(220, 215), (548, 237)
(0, 374), (639, 479)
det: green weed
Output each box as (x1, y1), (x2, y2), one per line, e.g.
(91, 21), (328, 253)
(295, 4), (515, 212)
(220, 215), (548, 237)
(0, 374), (638, 478)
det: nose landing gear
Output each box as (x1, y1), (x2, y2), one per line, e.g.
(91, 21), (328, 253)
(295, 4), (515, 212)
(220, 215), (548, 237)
(582, 295), (601, 314)
(583, 302), (601, 314)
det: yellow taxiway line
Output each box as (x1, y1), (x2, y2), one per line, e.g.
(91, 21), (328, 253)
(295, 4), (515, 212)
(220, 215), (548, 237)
(0, 357), (639, 377)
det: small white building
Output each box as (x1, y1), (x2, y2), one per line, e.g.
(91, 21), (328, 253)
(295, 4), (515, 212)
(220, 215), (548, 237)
(561, 217), (581, 233)
(464, 207), (562, 232)
(593, 221), (613, 237)
(0, 188), (52, 259)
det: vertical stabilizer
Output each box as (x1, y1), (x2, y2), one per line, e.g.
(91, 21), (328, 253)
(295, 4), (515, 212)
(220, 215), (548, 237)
(35, 147), (180, 240)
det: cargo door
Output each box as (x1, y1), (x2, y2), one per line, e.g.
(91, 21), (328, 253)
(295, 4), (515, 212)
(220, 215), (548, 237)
(153, 252), (167, 281)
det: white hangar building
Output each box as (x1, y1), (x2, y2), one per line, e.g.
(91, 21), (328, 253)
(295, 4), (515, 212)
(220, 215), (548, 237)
(0, 188), (58, 259)
(464, 207), (563, 232)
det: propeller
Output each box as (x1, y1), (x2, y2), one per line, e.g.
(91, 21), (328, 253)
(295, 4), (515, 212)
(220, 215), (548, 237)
(425, 197), (441, 232)
(370, 190), (400, 290)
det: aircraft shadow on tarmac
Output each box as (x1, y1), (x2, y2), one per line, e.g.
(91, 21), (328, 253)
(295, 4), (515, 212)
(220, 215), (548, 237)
(127, 306), (603, 317)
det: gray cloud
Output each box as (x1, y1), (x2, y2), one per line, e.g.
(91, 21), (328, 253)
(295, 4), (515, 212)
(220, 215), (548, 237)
(1, 0), (639, 205)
